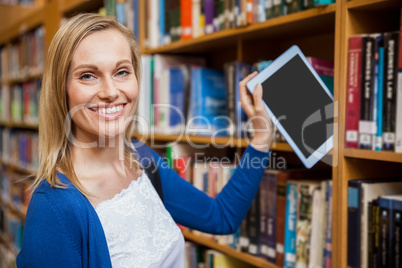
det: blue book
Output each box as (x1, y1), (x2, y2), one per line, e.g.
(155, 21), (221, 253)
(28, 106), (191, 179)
(375, 46), (385, 151)
(258, 0), (265, 22)
(284, 181), (299, 268)
(323, 180), (333, 267)
(188, 68), (228, 136)
(169, 66), (190, 131)
(313, 0), (333, 5)
(159, 0), (165, 45)
(116, 2), (126, 25)
(235, 63), (251, 137)
(133, 0), (139, 40)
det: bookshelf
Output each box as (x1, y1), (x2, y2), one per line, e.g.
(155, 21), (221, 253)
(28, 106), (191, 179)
(0, 0), (401, 267)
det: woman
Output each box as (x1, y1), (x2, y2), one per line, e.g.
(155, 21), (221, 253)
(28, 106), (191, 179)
(17, 13), (273, 267)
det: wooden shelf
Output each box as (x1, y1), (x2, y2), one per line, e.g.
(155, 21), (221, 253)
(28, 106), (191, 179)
(132, 131), (293, 151)
(1, 71), (42, 85)
(343, 148), (402, 163)
(182, 230), (278, 268)
(0, 160), (35, 176)
(0, 121), (38, 130)
(0, 5), (45, 44)
(0, 197), (26, 221)
(142, 4), (336, 55)
(347, 0), (402, 10)
(60, 0), (103, 16)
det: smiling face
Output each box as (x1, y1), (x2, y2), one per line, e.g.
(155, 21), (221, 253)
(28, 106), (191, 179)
(66, 29), (138, 144)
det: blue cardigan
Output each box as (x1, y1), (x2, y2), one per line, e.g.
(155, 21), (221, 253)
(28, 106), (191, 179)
(17, 144), (270, 267)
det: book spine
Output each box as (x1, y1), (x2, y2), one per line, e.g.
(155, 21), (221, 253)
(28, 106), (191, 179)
(359, 35), (377, 149)
(345, 35), (363, 148)
(240, 211), (250, 252)
(259, 173), (270, 260)
(394, 10), (402, 152)
(375, 38), (384, 151)
(347, 181), (361, 268)
(275, 174), (287, 267)
(219, 0), (225, 30)
(247, 191), (260, 256)
(271, 0), (282, 17)
(224, 62), (236, 136)
(295, 184), (313, 267)
(309, 187), (322, 268)
(133, 0), (139, 40)
(286, 0), (302, 14)
(192, 0), (201, 38)
(181, 0), (193, 39)
(392, 200), (402, 268)
(284, 182), (299, 268)
(266, 172), (277, 263)
(213, 0), (220, 31)
(368, 200), (380, 268)
(235, 62), (251, 137)
(159, 0), (165, 45)
(379, 198), (391, 268)
(204, 0), (215, 34)
(382, 32), (400, 151)
(323, 181), (333, 268)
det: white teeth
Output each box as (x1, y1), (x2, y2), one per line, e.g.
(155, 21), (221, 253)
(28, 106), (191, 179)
(94, 105), (124, 114)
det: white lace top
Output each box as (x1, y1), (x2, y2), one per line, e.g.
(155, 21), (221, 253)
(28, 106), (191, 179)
(95, 170), (185, 268)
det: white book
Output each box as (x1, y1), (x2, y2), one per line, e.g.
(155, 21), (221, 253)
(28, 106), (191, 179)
(395, 72), (402, 152)
(148, 0), (159, 49)
(308, 187), (322, 268)
(136, 55), (152, 134)
(192, 0), (202, 38)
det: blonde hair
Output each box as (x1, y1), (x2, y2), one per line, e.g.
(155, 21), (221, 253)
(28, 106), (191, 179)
(31, 13), (142, 194)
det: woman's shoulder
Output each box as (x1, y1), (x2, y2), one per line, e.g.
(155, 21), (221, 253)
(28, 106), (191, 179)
(31, 172), (93, 221)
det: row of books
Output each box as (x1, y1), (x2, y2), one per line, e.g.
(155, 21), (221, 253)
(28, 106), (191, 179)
(0, 169), (31, 215)
(344, 18), (402, 152)
(347, 178), (402, 268)
(165, 142), (333, 267)
(136, 54), (333, 139)
(0, 244), (17, 268)
(0, 0), (35, 6)
(184, 241), (253, 268)
(144, 0), (335, 49)
(0, 204), (23, 253)
(0, 128), (39, 171)
(0, 26), (44, 81)
(100, 0), (139, 40)
(0, 80), (40, 125)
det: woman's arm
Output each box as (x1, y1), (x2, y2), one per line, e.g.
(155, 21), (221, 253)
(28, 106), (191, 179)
(17, 192), (82, 267)
(156, 71), (273, 234)
(153, 145), (270, 235)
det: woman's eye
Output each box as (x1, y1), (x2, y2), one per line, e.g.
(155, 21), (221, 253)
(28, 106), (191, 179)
(79, 73), (95, 80)
(116, 70), (130, 77)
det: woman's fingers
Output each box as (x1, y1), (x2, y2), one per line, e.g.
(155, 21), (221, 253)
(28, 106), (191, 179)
(239, 71), (258, 117)
(252, 84), (265, 115)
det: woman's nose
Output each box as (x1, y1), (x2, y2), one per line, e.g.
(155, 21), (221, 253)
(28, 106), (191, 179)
(98, 76), (119, 101)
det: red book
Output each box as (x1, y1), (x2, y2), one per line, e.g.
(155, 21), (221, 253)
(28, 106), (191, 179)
(345, 35), (363, 148)
(246, 0), (253, 24)
(181, 0), (192, 39)
(173, 156), (191, 182)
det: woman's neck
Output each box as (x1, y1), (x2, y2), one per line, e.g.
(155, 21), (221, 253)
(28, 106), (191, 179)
(71, 134), (129, 180)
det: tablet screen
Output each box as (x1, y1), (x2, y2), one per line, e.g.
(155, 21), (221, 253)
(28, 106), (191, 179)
(261, 54), (334, 159)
